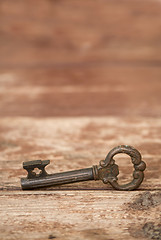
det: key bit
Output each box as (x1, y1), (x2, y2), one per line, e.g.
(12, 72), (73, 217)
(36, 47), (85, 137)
(23, 160), (50, 179)
(21, 145), (146, 191)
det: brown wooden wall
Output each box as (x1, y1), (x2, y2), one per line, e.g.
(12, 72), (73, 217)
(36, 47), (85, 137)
(0, 0), (161, 117)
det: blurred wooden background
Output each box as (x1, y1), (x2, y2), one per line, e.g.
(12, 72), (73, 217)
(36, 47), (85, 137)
(0, 1), (161, 240)
(1, 0), (161, 117)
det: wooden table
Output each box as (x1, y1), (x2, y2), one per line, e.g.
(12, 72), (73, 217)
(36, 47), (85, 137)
(0, 1), (161, 239)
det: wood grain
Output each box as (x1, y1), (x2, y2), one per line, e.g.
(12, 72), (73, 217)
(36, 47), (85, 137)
(0, 191), (160, 240)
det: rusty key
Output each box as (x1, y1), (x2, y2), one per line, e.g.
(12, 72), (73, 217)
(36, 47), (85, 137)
(21, 145), (146, 191)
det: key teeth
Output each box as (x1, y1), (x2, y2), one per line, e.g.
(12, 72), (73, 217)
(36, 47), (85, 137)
(23, 160), (50, 179)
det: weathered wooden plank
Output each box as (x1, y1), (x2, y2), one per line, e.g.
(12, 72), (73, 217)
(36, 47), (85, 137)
(1, 0), (161, 67)
(0, 66), (161, 117)
(0, 190), (160, 240)
(0, 117), (160, 239)
(0, 117), (160, 190)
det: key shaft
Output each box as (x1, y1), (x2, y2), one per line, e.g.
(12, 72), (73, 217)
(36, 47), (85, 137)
(21, 167), (94, 190)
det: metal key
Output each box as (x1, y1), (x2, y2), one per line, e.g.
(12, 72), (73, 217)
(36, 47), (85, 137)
(21, 145), (146, 191)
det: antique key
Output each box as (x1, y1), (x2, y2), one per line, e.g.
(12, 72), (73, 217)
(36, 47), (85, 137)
(21, 145), (146, 191)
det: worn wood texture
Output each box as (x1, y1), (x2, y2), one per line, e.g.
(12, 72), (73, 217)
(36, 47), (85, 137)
(0, 117), (161, 190)
(0, 191), (161, 240)
(0, 0), (161, 239)
(0, 117), (161, 240)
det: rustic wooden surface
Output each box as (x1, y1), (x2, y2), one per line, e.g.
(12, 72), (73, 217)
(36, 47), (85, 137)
(0, 118), (161, 240)
(0, 0), (161, 240)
